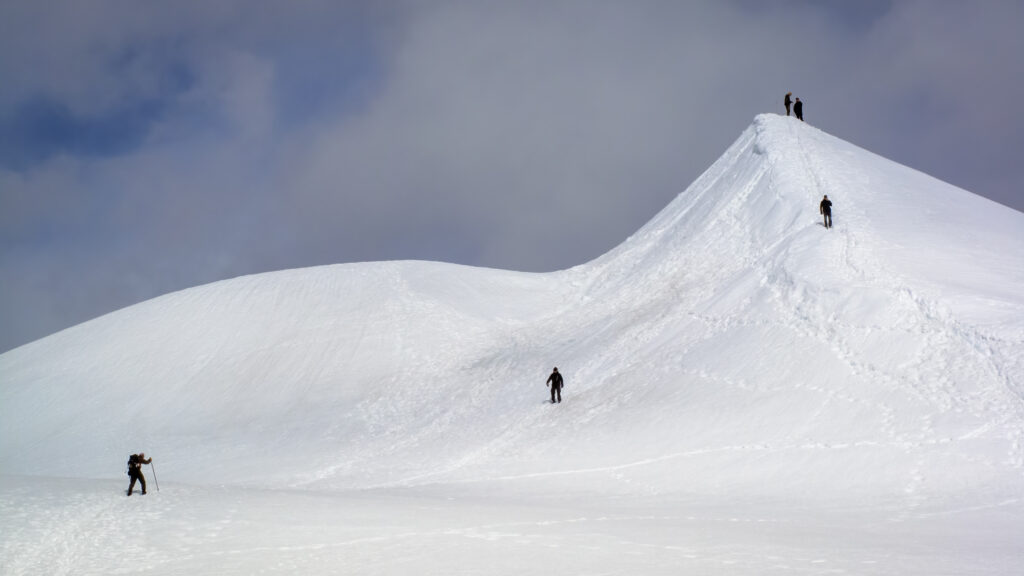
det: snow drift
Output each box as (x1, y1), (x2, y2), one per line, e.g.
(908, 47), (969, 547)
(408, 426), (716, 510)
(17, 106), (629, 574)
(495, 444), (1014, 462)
(3, 114), (1023, 505)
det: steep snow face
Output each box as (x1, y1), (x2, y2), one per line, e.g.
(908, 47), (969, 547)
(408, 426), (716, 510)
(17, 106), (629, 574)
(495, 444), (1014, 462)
(2, 115), (1023, 502)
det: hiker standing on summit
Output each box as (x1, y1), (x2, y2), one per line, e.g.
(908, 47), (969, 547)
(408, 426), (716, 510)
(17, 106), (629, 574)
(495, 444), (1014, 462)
(820, 195), (833, 229)
(546, 367), (564, 404)
(126, 453), (152, 496)
(784, 92), (792, 116)
(794, 97), (804, 121)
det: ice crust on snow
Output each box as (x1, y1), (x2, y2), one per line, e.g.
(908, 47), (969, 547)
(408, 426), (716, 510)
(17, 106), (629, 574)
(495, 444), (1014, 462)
(2, 114), (1023, 574)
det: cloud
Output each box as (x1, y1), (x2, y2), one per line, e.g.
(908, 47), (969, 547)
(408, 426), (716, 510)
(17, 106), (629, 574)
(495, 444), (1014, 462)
(1, 0), (1022, 352)
(278, 2), (793, 269)
(846, 0), (1024, 209)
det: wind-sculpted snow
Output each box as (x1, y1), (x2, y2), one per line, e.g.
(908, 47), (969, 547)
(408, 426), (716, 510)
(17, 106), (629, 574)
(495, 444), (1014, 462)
(3, 114), (1023, 496)
(2, 115), (1023, 574)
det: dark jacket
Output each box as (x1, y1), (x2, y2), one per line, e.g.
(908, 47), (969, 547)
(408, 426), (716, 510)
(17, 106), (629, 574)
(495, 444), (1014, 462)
(128, 454), (152, 476)
(820, 198), (832, 214)
(546, 371), (563, 389)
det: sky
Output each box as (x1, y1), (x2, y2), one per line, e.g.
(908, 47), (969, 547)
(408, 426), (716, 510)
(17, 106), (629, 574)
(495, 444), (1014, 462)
(1, 0), (1022, 353)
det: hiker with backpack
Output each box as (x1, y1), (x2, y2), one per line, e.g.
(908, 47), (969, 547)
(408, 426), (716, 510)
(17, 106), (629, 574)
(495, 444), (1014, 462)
(126, 453), (152, 496)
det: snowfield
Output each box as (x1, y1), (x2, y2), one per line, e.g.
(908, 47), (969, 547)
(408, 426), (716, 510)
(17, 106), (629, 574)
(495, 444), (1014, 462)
(3, 114), (1023, 574)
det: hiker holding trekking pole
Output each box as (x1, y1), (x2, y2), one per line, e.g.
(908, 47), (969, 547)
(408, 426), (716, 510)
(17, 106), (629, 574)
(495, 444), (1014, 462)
(126, 453), (153, 496)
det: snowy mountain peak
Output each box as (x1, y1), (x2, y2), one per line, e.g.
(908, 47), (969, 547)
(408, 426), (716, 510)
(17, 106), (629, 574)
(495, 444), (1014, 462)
(2, 115), (1023, 504)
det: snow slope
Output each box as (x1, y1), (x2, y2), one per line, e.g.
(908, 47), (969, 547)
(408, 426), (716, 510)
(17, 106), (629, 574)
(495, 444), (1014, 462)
(2, 114), (1023, 574)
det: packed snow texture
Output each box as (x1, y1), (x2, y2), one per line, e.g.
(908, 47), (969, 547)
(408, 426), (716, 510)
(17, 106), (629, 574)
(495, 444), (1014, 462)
(2, 114), (1023, 574)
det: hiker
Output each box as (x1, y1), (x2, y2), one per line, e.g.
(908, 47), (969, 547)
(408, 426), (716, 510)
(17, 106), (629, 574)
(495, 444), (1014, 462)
(127, 453), (152, 496)
(546, 367), (564, 404)
(820, 195), (833, 229)
(794, 97), (803, 121)
(784, 92), (792, 116)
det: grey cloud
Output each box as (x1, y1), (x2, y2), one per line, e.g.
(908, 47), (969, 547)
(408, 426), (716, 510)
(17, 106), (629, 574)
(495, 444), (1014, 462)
(2, 0), (1022, 352)
(804, 1), (1024, 209)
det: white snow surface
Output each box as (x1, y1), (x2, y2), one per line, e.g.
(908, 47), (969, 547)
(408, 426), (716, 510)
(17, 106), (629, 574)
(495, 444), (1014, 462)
(3, 114), (1023, 574)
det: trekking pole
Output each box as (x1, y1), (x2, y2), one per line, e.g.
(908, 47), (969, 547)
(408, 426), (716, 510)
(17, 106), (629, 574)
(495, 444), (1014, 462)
(151, 461), (160, 492)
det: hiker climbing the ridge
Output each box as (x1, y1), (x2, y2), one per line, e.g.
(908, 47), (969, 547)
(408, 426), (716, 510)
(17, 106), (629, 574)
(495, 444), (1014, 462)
(126, 453), (152, 496)
(784, 92), (792, 116)
(794, 97), (804, 121)
(546, 367), (564, 404)
(820, 195), (833, 229)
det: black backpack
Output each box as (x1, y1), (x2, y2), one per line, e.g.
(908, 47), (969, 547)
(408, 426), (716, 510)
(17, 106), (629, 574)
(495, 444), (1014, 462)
(127, 454), (139, 475)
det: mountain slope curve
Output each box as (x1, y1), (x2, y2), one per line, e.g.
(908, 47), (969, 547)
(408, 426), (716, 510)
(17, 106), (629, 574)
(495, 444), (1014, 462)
(2, 114), (1022, 503)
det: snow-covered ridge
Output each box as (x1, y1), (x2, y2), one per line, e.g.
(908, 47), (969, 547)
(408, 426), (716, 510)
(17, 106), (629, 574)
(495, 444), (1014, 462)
(2, 114), (1023, 503)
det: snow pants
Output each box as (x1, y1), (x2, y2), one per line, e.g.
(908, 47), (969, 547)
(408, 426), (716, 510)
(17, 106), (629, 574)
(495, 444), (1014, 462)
(128, 471), (147, 495)
(822, 210), (832, 229)
(550, 384), (562, 403)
